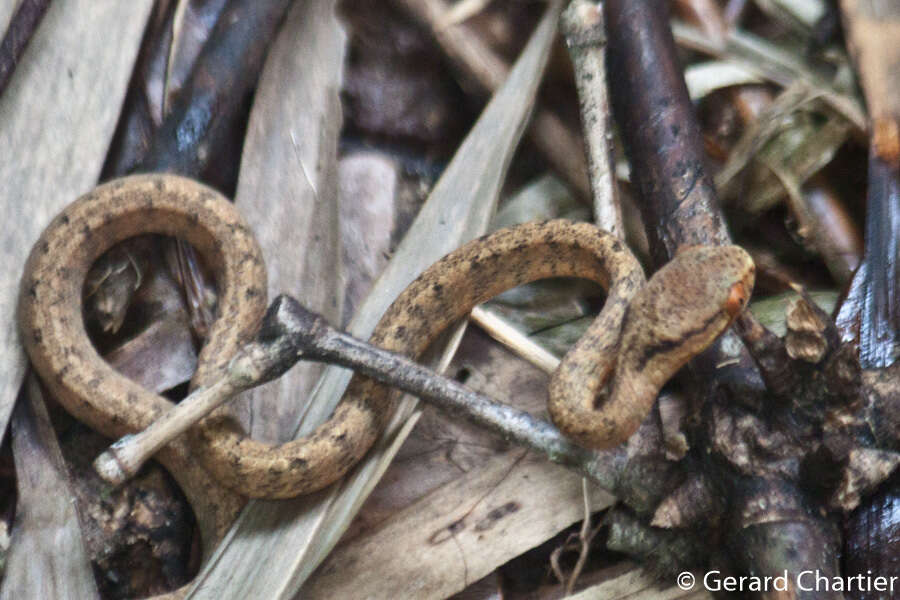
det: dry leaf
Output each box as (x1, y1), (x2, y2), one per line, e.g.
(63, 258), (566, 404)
(186, 2), (563, 597)
(2, 378), (99, 600)
(0, 0), (154, 466)
(232, 0), (346, 442)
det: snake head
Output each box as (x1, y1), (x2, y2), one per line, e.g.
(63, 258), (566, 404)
(549, 243), (754, 451)
(577, 245), (755, 449)
(617, 244), (755, 393)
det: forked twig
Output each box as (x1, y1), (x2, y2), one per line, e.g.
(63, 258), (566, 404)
(95, 295), (617, 491)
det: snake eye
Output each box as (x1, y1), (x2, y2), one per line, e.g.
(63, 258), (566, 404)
(725, 281), (749, 318)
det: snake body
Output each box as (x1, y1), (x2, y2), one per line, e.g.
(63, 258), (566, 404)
(19, 174), (754, 506)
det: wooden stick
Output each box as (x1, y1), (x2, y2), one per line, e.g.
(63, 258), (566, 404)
(560, 0), (623, 234)
(0, 0), (51, 97)
(95, 295), (613, 491)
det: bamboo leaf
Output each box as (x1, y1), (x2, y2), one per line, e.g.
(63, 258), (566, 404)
(684, 61), (761, 100)
(233, 0), (346, 441)
(671, 20), (866, 130)
(304, 454), (614, 599)
(187, 2), (563, 597)
(1, 378), (99, 600)
(0, 0), (154, 471)
(0, 1), (16, 33)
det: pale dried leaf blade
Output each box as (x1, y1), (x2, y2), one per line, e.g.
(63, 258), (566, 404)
(304, 455), (614, 599)
(295, 320), (466, 592)
(714, 83), (834, 193)
(683, 61), (760, 100)
(303, 329), (607, 600)
(233, 0), (346, 441)
(187, 2), (563, 597)
(1, 378), (99, 600)
(670, 20), (866, 130)
(0, 0), (15, 34)
(0, 0), (155, 463)
(754, 0), (825, 31)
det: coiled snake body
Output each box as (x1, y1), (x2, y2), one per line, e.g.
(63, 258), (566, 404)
(18, 173), (753, 527)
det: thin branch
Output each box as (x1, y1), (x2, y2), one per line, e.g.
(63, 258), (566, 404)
(96, 295), (620, 493)
(603, 0), (763, 394)
(469, 305), (559, 374)
(0, 0), (52, 97)
(137, 0), (293, 176)
(560, 0), (622, 234)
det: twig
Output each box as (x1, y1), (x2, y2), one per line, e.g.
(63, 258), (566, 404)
(95, 295), (619, 492)
(766, 165), (862, 286)
(603, 0), (762, 394)
(137, 0), (294, 176)
(393, 0), (592, 201)
(0, 0), (52, 98)
(560, 0), (623, 234)
(605, 1), (732, 257)
(566, 479), (598, 594)
(469, 305), (559, 374)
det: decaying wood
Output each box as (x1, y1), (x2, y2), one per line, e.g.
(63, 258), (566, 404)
(61, 421), (196, 599)
(835, 1), (900, 587)
(2, 378), (99, 600)
(0, 0), (154, 471)
(836, 0), (900, 369)
(233, 0), (346, 442)
(594, 3), (899, 595)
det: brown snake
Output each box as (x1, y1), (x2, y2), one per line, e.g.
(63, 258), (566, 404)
(18, 174), (754, 560)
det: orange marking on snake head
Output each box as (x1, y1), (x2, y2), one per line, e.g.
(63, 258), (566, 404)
(725, 280), (750, 318)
